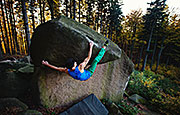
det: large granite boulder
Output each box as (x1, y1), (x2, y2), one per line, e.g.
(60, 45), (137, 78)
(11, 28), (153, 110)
(30, 16), (134, 108)
(0, 58), (34, 98)
(34, 50), (133, 108)
(30, 15), (121, 66)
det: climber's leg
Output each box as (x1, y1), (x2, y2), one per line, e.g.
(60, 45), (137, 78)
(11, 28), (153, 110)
(86, 47), (106, 75)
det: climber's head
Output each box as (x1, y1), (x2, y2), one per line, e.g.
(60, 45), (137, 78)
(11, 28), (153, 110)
(65, 58), (77, 70)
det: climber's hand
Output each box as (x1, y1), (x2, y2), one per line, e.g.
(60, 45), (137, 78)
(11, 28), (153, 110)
(89, 42), (94, 48)
(42, 60), (49, 65)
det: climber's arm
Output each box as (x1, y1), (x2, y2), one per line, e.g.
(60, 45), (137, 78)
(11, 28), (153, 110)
(79, 42), (94, 70)
(42, 60), (68, 73)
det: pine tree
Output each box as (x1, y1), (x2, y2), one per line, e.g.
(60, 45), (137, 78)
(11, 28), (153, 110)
(0, 13), (7, 53)
(163, 14), (180, 67)
(107, 0), (123, 40)
(21, 0), (31, 54)
(123, 10), (143, 60)
(141, 0), (167, 71)
(10, 0), (20, 54)
(0, 19), (6, 55)
(1, 0), (11, 54)
(47, 0), (54, 19)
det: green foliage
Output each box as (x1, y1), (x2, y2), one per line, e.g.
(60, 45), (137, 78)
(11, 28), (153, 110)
(101, 98), (141, 115)
(128, 70), (158, 100)
(163, 14), (180, 66)
(156, 64), (180, 80)
(127, 69), (180, 114)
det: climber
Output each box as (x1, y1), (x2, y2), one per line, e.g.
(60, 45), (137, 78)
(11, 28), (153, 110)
(42, 40), (109, 81)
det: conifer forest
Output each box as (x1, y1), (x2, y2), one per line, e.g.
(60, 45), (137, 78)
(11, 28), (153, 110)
(0, 0), (180, 114)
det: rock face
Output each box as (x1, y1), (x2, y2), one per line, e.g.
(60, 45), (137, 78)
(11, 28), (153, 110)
(0, 98), (42, 115)
(30, 16), (134, 108)
(35, 50), (133, 108)
(0, 98), (28, 114)
(30, 15), (121, 66)
(0, 59), (34, 98)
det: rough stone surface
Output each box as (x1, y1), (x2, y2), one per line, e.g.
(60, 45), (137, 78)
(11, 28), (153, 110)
(0, 98), (28, 113)
(129, 94), (147, 104)
(30, 15), (121, 66)
(30, 15), (134, 108)
(0, 60), (33, 98)
(18, 64), (34, 74)
(36, 50), (134, 108)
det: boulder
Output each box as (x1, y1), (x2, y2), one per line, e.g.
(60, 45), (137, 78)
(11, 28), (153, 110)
(0, 98), (28, 114)
(30, 15), (121, 66)
(35, 50), (133, 108)
(0, 60), (33, 98)
(30, 15), (134, 108)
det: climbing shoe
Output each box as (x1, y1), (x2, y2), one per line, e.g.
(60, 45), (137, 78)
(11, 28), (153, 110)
(104, 40), (109, 47)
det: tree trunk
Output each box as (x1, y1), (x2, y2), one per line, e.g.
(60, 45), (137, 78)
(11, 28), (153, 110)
(130, 24), (137, 60)
(0, 13), (3, 58)
(105, 24), (108, 37)
(103, 4), (107, 35)
(122, 36), (124, 50)
(108, 23), (112, 39)
(0, 18), (7, 52)
(165, 56), (169, 68)
(11, 0), (19, 54)
(39, 0), (43, 23)
(1, 0), (10, 54)
(21, 0), (31, 54)
(10, 0), (19, 54)
(86, 0), (90, 26)
(73, 0), (76, 19)
(150, 38), (157, 70)
(0, 18), (4, 56)
(0, 29), (5, 57)
(47, 0), (54, 19)
(31, 0), (35, 30)
(78, 0), (80, 22)
(4, 1), (14, 54)
(43, 0), (45, 22)
(138, 43), (144, 70)
(0, 36), (3, 59)
(100, 7), (103, 33)
(155, 37), (165, 71)
(0, 47), (3, 59)
(141, 22), (155, 71)
(65, 0), (68, 17)
(97, 3), (100, 31)
(130, 39), (135, 60)
(70, 0), (72, 18)
(8, 0), (17, 54)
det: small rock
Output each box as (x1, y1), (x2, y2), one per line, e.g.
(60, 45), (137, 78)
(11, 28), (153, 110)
(18, 64), (34, 74)
(18, 110), (42, 115)
(129, 94), (146, 104)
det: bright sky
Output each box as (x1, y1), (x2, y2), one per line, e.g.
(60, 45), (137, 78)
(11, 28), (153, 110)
(122, 0), (180, 16)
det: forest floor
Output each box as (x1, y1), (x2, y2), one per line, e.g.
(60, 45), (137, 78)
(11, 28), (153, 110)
(20, 88), (160, 115)
(1, 87), (160, 115)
